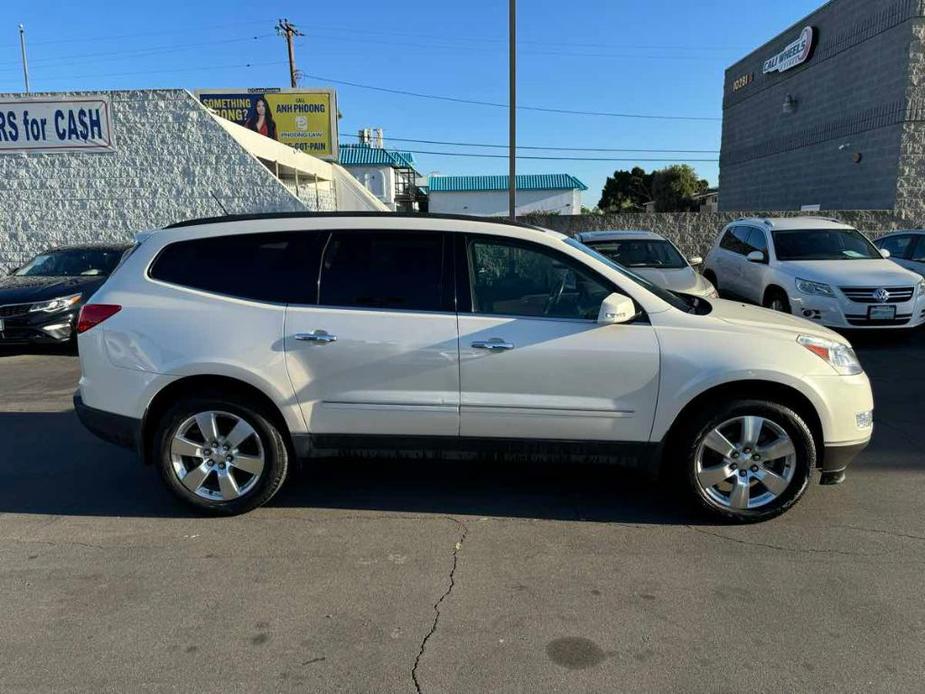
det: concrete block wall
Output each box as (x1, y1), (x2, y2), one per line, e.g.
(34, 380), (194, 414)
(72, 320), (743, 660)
(719, 0), (919, 211)
(0, 89), (308, 272)
(528, 210), (915, 259)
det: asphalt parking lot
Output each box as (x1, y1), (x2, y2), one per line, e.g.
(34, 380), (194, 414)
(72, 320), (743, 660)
(1, 334), (924, 693)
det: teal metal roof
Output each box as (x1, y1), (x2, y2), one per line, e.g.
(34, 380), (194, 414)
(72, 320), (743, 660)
(338, 143), (416, 169)
(428, 174), (588, 193)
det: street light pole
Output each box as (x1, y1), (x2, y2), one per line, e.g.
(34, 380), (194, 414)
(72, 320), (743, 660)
(19, 24), (30, 93)
(508, 0), (516, 220)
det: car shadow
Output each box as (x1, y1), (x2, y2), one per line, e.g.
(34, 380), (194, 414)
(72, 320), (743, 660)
(0, 409), (701, 524)
(0, 342), (78, 358)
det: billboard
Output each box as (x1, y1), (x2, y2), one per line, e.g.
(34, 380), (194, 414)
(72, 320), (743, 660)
(196, 88), (338, 160)
(0, 95), (115, 153)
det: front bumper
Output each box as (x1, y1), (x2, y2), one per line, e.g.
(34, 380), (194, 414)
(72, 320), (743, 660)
(74, 392), (141, 453)
(789, 293), (925, 330)
(821, 440), (869, 473)
(0, 307), (78, 343)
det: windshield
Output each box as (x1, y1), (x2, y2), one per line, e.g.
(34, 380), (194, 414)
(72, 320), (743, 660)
(15, 248), (124, 277)
(772, 228), (881, 261)
(565, 238), (694, 312)
(585, 239), (687, 269)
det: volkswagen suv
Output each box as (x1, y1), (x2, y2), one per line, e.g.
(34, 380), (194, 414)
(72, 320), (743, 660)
(74, 213), (874, 522)
(703, 217), (925, 329)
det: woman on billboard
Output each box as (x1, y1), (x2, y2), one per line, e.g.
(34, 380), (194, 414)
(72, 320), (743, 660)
(244, 96), (277, 140)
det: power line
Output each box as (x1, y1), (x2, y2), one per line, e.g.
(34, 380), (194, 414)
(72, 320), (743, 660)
(11, 60), (288, 84)
(341, 131), (719, 153)
(301, 72), (721, 122)
(302, 22), (748, 52)
(384, 148), (718, 162)
(0, 34), (275, 71)
(8, 19), (277, 48)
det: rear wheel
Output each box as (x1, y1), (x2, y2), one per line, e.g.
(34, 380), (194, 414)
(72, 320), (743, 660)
(763, 288), (791, 314)
(681, 400), (814, 522)
(153, 395), (289, 515)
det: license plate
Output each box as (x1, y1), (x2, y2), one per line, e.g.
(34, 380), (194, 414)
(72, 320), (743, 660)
(869, 305), (897, 320)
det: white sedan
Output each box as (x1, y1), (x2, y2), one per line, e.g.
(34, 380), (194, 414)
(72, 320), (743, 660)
(574, 230), (718, 299)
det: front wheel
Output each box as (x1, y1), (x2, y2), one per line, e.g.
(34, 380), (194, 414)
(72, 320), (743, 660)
(763, 289), (791, 314)
(153, 396), (290, 515)
(681, 400), (815, 522)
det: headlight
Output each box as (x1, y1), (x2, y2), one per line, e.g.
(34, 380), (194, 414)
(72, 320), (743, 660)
(795, 278), (834, 297)
(798, 335), (863, 375)
(29, 293), (82, 313)
(705, 285), (719, 299)
(918, 280), (925, 296)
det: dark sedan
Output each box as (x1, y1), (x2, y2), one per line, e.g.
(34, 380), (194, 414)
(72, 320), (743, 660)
(0, 244), (130, 345)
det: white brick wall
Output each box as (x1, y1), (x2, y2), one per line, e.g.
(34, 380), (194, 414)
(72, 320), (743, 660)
(428, 188), (582, 217)
(0, 89), (312, 271)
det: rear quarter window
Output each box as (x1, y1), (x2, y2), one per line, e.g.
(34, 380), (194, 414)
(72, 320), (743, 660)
(148, 231), (326, 303)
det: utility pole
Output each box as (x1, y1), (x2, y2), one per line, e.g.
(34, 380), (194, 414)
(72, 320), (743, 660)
(276, 19), (304, 88)
(508, 0), (516, 220)
(19, 24), (30, 93)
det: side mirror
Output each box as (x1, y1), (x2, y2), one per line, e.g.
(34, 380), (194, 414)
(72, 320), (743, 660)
(880, 248), (891, 259)
(746, 250), (767, 264)
(597, 292), (637, 325)
(688, 256), (703, 267)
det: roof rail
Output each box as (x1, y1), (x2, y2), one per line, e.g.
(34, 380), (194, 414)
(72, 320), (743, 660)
(164, 211), (550, 232)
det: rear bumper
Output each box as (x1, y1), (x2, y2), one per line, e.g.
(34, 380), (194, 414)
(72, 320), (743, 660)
(74, 392), (141, 453)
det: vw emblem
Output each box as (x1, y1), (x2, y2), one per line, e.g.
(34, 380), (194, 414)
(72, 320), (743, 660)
(873, 288), (891, 303)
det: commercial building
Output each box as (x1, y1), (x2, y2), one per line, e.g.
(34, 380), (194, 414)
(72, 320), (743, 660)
(427, 174), (587, 216)
(338, 130), (424, 211)
(0, 89), (385, 272)
(720, 0), (925, 215)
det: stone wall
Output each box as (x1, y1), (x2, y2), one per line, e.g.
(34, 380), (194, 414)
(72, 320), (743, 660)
(528, 210), (917, 258)
(895, 15), (925, 216)
(0, 89), (307, 272)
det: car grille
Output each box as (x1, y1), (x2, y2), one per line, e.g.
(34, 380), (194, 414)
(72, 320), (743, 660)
(845, 314), (912, 326)
(839, 286), (915, 303)
(0, 303), (30, 318)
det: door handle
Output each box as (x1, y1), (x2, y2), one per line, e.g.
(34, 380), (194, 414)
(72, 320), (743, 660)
(471, 338), (514, 351)
(295, 330), (337, 343)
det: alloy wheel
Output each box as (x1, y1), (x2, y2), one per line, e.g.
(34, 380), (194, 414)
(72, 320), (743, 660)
(169, 410), (265, 501)
(694, 416), (797, 511)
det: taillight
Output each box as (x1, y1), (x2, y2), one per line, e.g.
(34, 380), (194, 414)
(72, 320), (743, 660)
(76, 304), (121, 334)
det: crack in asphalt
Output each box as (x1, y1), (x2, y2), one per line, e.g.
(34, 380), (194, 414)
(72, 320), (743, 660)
(687, 526), (891, 557)
(832, 524), (925, 542)
(411, 517), (468, 694)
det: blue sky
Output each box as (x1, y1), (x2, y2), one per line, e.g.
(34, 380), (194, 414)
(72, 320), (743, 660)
(0, 0), (821, 207)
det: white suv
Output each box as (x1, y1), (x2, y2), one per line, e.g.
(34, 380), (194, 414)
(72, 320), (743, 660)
(703, 217), (925, 329)
(75, 213), (874, 522)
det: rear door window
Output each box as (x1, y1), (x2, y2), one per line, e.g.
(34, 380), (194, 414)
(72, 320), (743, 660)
(719, 229), (739, 252)
(149, 231), (325, 303)
(318, 231), (449, 311)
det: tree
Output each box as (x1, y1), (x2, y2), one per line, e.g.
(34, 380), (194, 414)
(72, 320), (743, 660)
(650, 164), (710, 212)
(598, 167), (653, 212)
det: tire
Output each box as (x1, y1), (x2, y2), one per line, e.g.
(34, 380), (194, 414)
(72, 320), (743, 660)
(703, 270), (718, 292)
(153, 395), (290, 515)
(680, 400), (815, 523)
(763, 288), (791, 314)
